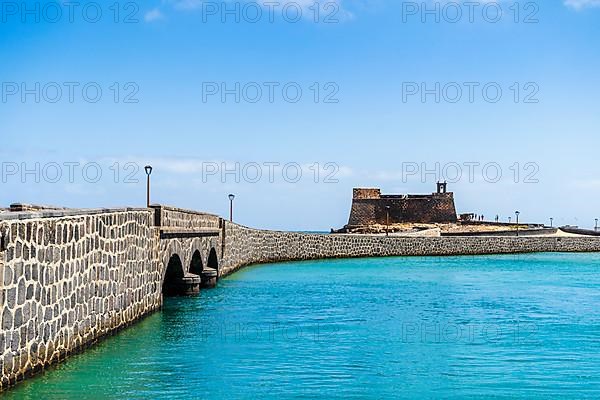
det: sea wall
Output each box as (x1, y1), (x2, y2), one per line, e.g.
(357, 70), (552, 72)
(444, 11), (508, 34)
(0, 209), (162, 388)
(441, 228), (558, 237)
(220, 222), (600, 275)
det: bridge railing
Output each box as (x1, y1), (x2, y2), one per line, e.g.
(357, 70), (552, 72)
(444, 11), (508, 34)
(150, 205), (222, 230)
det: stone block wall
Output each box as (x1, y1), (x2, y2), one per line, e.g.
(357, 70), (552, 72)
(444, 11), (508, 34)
(352, 188), (381, 200)
(152, 205), (221, 230)
(347, 189), (458, 227)
(220, 222), (600, 276)
(0, 209), (162, 388)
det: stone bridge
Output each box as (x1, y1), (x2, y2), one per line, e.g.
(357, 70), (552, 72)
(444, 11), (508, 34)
(1, 204), (600, 389)
(153, 206), (222, 296)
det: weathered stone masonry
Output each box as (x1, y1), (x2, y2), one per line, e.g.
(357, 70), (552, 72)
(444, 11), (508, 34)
(0, 208), (162, 389)
(219, 222), (600, 276)
(1, 205), (600, 390)
(346, 185), (458, 228)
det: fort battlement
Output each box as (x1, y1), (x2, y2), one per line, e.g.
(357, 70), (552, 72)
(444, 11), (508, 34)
(346, 183), (458, 227)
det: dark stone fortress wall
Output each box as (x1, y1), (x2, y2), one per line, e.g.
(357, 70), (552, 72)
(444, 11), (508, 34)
(347, 186), (458, 227)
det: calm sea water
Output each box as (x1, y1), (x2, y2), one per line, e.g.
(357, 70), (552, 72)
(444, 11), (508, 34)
(5, 253), (600, 399)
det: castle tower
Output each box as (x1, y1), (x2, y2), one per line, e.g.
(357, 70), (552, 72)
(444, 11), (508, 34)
(437, 181), (448, 194)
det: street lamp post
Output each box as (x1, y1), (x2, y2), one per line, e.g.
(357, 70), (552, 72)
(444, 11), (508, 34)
(385, 205), (391, 237)
(144, 165), (153, 207)
(595, 218), (598, 232)
(228, 194), (235, 222)
(515, 211), (520, 237)
(550, 218), (553, 228)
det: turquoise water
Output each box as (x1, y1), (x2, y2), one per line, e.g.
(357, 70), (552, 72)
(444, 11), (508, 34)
(5, 253), (600, 399)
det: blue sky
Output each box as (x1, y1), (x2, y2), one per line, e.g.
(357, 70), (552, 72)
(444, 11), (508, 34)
(1, 0), (599, 230)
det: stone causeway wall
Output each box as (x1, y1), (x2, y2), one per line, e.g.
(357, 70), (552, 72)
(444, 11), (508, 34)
(1, 205), (600, 390)
(153, 205), (221, 231)
(219, 222), (600, 276)
(0, 209), (162, 388)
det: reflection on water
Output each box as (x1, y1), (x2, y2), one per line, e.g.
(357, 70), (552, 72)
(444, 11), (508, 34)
(6, 253), (600, 399)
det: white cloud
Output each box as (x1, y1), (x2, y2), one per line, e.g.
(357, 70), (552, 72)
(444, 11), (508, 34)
(572, 179), (600, 189)
(167, 0), (203, 10)
(564, 0), (600, 10)
(144, 8), (164, 22)
(103, 156), (354, 183)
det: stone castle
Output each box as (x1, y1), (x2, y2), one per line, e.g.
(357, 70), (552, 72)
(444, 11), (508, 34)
(345, 182), (458, 229)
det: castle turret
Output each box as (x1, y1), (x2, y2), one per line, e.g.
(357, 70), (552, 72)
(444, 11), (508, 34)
(437, 181), (448, 194)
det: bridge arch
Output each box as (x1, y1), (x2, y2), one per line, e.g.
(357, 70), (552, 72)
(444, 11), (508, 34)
(190, 250), (203, 275)
(162, 254), (186, 296)
(207, 247), (219, 276)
